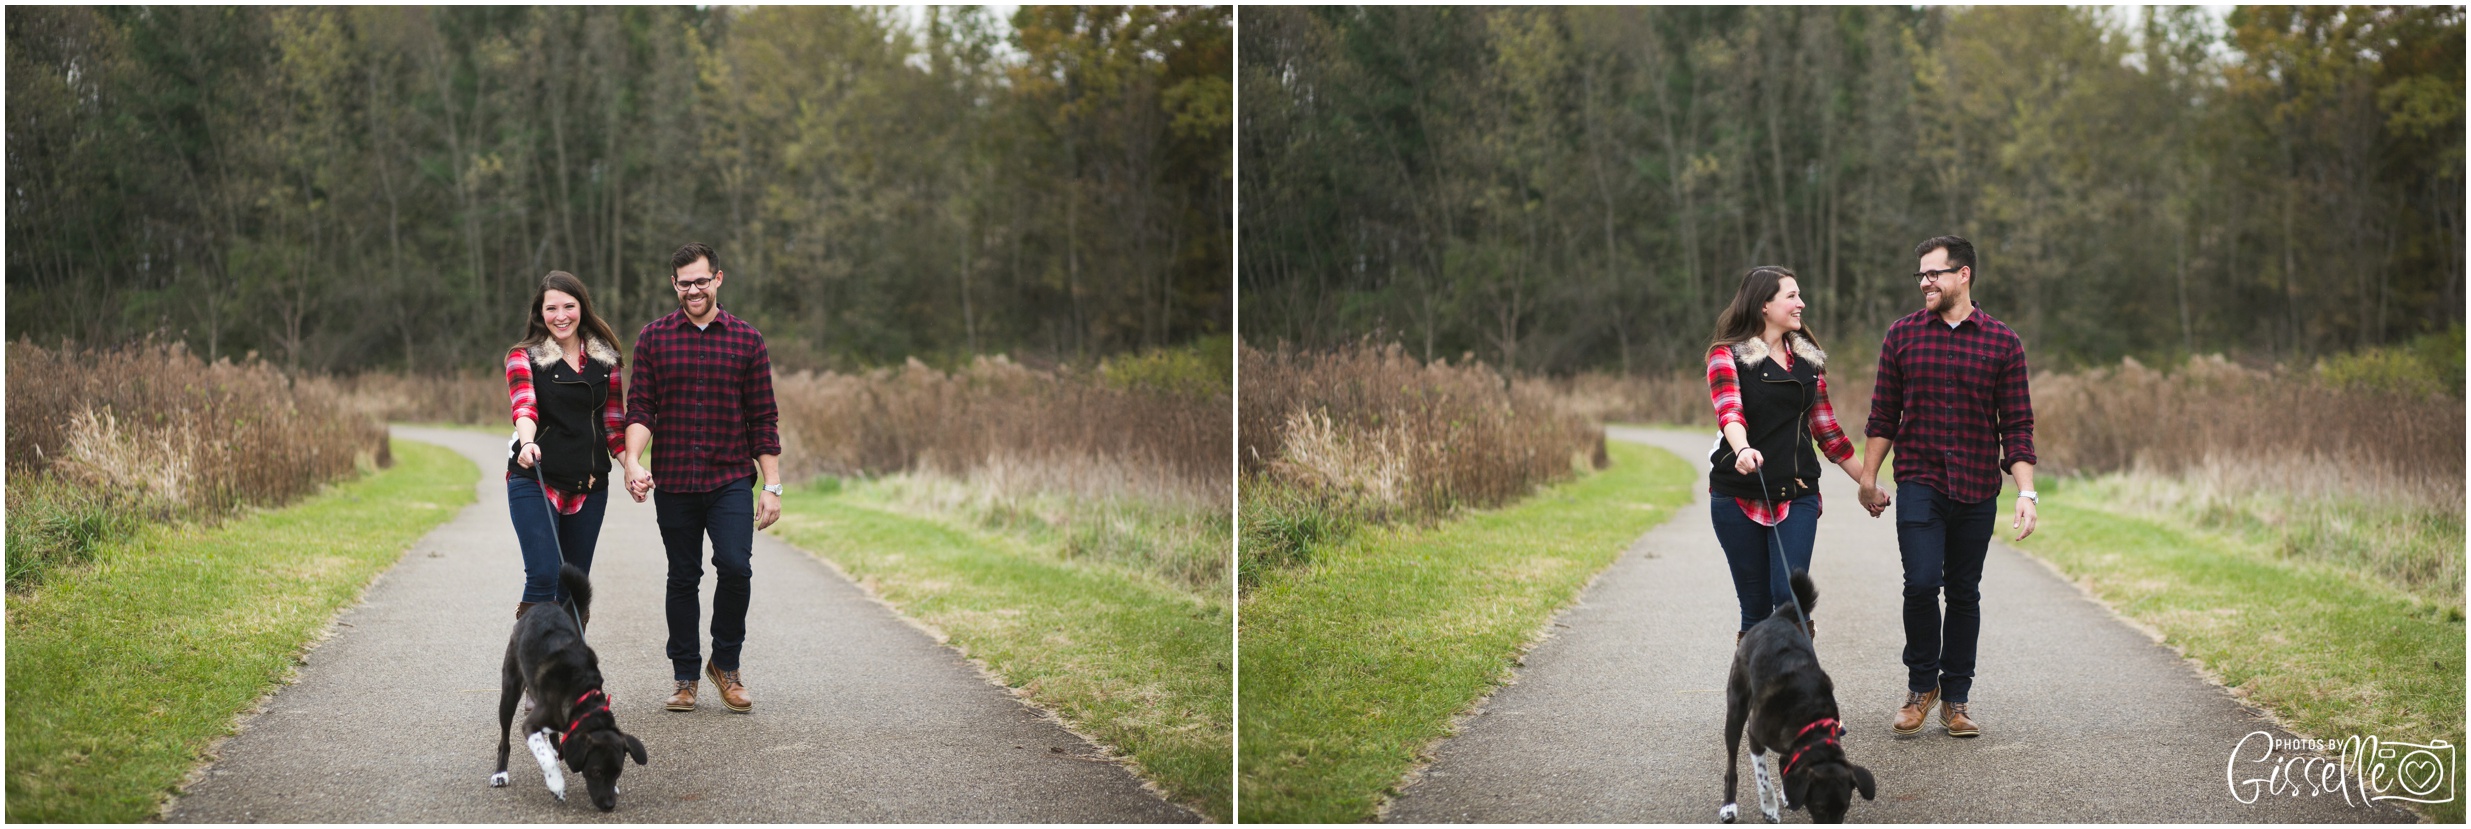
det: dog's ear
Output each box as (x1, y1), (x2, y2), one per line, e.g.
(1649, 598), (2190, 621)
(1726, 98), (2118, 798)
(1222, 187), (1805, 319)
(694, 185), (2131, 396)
(1784, 766), (1811, 810)
(566, 736), (591, 772)
(624, 733), (647, 766)
(1851, 764), (1876, 801)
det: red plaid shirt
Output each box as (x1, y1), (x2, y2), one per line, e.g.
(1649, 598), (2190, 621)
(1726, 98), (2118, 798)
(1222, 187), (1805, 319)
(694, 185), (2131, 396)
(624, 308), (782, 494)
(1863, 303), (2037, 504)
(1706, 343), (1856, 527)
(505, 346), (626, 515)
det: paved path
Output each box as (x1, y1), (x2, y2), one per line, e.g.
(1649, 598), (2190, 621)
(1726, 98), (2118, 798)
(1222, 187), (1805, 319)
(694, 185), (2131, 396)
(168, 426), (1194, 822)
(1385, 426), (2419, 823)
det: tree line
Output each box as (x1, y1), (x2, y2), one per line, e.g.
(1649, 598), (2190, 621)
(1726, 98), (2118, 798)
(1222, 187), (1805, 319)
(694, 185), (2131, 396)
(8, 5), (1230, 373)
(1240, 6), (2464, 374)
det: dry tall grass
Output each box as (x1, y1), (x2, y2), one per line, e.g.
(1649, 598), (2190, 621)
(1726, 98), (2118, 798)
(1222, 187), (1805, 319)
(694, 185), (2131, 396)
(1241, 340), (1603, 522)
(2035, 355), (2465, 602)
(6, 341), (388, 588)
(331, 370), (507, 426)
(7, 341), (387, 511)
(772, 355), (1231, 592)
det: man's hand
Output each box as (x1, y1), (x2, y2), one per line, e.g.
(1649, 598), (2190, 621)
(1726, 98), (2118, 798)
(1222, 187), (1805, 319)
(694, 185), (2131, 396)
(756, 490), (781, 530)
(1732, 447), (1764, 475)
(1859, 481), (1891, 517)
(2012, 496), (2038, 540)
(625, 463), (654, 503)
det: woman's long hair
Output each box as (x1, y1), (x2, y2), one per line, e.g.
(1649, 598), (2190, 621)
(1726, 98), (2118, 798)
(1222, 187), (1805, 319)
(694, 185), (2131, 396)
(1708, 265), (1820, 354)
(515, 270), (624, 367)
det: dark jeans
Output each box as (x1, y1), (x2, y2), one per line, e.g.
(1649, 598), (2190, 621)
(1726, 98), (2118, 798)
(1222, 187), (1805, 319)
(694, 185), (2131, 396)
(1710, 493), (1820, 632)
(506, 475), (607, 603)
(655, 475), (755, 682)
(1896, 481), (1997, 704)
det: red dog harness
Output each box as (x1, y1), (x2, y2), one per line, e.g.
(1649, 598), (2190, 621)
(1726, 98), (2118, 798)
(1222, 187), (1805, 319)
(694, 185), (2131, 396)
(1780, 717), (1844, 780)
(557, 688), (612, 755)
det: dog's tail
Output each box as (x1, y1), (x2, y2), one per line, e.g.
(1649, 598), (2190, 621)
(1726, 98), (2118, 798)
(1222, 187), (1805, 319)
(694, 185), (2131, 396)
(1788, 568), (1818, 618)
(558, 562), (593, 620)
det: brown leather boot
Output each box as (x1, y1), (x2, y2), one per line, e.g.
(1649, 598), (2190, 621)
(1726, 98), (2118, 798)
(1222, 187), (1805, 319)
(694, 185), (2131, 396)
(706, 661), (753, 713)
(1892, 686), (1939, 736)
(516, 601), (540, 619)
(1941, 701), (1981, 737)
(664, 680), (697, 712)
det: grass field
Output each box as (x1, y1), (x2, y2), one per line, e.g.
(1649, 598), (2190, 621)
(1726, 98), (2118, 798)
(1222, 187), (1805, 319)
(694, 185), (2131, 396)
(4, 440), (475, 822)
(1237, 439), (1694, 823)
(2006, 487), (2466, 824)
(768, 479), (1232, 821)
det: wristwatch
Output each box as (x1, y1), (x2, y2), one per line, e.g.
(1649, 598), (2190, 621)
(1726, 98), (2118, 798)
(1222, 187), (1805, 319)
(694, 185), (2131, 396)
(762, 484), (784, 496)
(2018, 489), (2038, 503)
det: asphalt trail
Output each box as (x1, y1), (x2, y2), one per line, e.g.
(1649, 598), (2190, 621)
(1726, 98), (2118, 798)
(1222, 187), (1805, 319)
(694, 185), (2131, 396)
(167, 425), (1194, 822)
(1383, 426), (2418, 823)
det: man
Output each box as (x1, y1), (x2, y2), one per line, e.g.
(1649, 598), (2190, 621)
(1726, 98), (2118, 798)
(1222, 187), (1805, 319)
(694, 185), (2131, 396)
(1853, 235), (2037, 740)
(623, 242), (784, 714)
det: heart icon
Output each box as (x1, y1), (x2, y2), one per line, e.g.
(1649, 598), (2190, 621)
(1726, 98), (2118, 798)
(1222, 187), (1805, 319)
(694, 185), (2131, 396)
(2396, 754), (2440, 796)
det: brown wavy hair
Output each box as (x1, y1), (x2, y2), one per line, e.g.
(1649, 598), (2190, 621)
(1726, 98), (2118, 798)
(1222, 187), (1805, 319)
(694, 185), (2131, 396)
(514, 270), (623, 366)
(1707, 265), (1821, 353)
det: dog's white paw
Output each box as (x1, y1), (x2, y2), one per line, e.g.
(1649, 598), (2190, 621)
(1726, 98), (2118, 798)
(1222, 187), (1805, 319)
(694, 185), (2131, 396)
(1718, 802), (1739, 823)
(1760, 804), (1780, 824)
(489, 771), (508, 788)
(526, 730), (566, 801)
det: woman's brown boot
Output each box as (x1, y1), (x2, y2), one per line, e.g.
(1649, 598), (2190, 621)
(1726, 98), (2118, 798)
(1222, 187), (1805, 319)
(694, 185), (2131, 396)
(516, 601), (540, 619)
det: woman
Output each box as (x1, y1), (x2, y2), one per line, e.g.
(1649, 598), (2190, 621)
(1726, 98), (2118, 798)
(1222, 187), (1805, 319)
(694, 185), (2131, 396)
(1704, 266), (1864, 642)
(505, 270), (634, 627)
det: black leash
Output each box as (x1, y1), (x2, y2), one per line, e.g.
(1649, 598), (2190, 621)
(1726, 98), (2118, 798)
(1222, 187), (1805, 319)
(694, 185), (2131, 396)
(1751, 459), (1812, 640)
(523, 442), (587, 638)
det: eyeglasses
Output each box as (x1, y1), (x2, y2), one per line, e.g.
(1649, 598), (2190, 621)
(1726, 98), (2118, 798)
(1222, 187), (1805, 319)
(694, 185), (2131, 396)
(672, 276), (715, 291)
(1914, 267), (1961, 284)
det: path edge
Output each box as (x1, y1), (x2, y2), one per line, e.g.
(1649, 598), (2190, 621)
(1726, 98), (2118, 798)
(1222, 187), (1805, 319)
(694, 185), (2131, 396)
(772, 531), (1209, 822)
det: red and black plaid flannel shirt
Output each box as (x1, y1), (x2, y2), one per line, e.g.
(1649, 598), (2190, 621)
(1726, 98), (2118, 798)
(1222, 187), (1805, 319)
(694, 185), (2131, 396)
(1706, 343), (1856, 526)
(506, 346), (626, 515)
(1863, 303), (2036, 504)
(624, 308), (782, 494)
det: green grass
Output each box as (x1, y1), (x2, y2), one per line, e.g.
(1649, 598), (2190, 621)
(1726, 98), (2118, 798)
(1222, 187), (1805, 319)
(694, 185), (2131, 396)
(5, 440), (475, 822)
(1237, 439), (1694, 823)
(769, 480), (1233, 821)
(2006, 489), (2465, 823)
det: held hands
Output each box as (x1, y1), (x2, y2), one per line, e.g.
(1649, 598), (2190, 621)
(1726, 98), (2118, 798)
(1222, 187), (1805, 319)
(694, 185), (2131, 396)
(1731, 447), (1764, 475)
(624, 462), (654, 503)
(1858, 480), (1892, 518)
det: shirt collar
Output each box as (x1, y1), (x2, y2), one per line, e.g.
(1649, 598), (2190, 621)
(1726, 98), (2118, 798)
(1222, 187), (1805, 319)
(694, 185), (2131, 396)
(671, 307), (734, 332)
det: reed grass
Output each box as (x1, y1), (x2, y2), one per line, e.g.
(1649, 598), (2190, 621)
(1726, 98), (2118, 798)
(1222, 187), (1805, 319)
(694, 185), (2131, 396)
(1238, 341), (1604, 587)
(5, 341), (387, 590)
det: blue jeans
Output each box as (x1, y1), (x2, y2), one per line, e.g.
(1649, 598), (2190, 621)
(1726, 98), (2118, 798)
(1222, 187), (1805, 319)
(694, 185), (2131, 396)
(1710, 493), (1820, 632)
(655, 476), (755, 682)
(506, 475), (607, 603)
(1896, 481), (1997, 704)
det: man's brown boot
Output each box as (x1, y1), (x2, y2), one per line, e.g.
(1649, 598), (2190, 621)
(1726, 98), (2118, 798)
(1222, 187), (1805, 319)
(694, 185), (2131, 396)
(706, 661), (753, 713)
(1891, 686), (1939, 736)
(1942, 701), (1980, 737)
(664, 680), (697, 712)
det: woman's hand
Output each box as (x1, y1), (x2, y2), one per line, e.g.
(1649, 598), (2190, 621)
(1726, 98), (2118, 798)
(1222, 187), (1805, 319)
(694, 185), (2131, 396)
(1732, 447), (1764, 475)
(516, 442), (541, 469)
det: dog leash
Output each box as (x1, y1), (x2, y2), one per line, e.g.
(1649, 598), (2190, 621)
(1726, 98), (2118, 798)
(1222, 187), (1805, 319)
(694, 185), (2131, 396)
(1751, 460), (1812, 640)
(522, 441), (588, 637)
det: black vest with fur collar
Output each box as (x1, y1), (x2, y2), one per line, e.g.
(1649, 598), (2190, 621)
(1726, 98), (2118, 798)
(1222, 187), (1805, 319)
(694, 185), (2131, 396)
(1708, 333), (1826, 502)
(509, 337), (619, 494)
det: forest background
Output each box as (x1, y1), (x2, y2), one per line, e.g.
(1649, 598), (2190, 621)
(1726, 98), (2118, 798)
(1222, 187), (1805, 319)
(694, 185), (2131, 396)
(10, 5), (1232, 371)
(1240, 5), (2462, 373)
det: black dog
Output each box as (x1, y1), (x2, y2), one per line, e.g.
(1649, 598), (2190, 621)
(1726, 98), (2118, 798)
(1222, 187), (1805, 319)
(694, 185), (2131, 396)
(490, 563), (646, 811)
(1720, 569), (1874, 824)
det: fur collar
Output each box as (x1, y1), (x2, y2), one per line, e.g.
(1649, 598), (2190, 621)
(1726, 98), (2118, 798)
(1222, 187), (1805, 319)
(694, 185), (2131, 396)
(1731, 331), (1827, 370)
(529, 336), (618, 368)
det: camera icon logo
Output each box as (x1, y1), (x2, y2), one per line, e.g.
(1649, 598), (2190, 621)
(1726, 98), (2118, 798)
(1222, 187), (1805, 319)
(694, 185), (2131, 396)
(2365, 738), (2456, 805)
